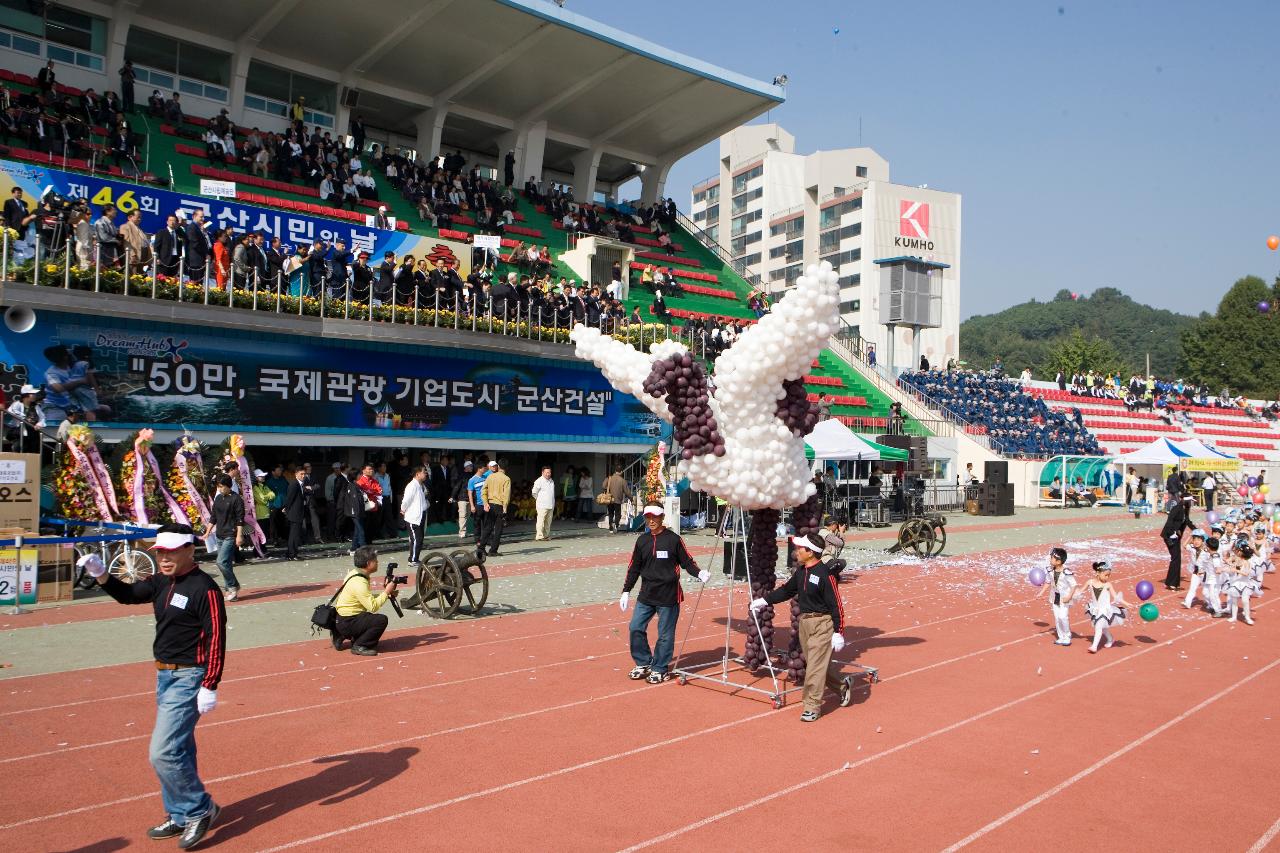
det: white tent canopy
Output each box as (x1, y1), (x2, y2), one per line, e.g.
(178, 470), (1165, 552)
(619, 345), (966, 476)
(1111, 437), (1240, 471)
(804, 419), (881, 461)
(1111, 438), (1192, 466)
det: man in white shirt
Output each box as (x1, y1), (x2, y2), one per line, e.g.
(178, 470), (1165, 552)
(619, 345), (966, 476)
(531, 466), (556, 541)
(607, 277), (622, 301)
(1200, 474), (1216, 511)
(400, 466), (429, 564)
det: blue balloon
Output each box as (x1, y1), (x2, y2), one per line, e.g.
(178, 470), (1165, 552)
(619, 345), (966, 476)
(833, 27), (840, 34)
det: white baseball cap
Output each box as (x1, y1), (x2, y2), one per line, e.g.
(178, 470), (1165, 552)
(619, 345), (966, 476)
(154, 531), (195, 551)
(642, 505), (664, 517)
(790, 533), (825, 553)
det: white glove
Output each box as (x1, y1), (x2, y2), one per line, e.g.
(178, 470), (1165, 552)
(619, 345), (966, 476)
(697, 569), (711, 583)
(76, 553), (106, 578)
(196, 687), (217, 714)
(618, 591), (629, 612)
(831, 633), (846, 652)
(750, 597), (768, 612)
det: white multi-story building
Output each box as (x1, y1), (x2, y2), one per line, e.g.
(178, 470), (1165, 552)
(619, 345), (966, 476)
(689, 123), (961, 372)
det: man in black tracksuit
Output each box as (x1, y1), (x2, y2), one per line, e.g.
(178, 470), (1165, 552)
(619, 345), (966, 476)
(754, 532), (853, 721)
(1162, 493), (1194, 590)
(79, 523), (227, 848)
(620, 505), (708, 684)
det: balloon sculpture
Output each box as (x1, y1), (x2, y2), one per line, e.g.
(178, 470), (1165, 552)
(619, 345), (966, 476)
(221, 434), (267, 556)
(167, 434), (212, 537)
(118, 428), (184, 526)
(53, 423), (119, 522)
(572, 261), (841, 675)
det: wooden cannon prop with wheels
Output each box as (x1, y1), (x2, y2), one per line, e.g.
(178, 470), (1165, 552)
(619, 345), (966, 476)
(399, 550), (490, 619)
(886, 514), (948, 557)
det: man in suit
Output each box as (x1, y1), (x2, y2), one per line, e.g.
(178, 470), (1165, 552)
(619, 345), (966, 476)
(3, 186), (37, 262)
(283, 467), (306, 560)
(1162, 494), (1194, 590)
(183, 210), (211, 282)
(94, 204), (120, 267)
(264, 237), (285, 287)
(349, 115), (366, 153)
(153, 214), (184, 278)
(37, 61), (56, 95)
(429, 454), (451, 525)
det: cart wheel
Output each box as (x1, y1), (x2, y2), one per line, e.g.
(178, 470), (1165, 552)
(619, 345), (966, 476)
(109, 547), (156, 584)
(448, 550), (490, 615)
(678, 675), (688, 685)
(897, 519), (935, 557)
(416, 552), (462, 619)
(927, 521), (947, 557)
(772, 697), (783, 710)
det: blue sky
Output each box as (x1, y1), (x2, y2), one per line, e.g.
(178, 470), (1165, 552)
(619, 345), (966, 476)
(578, 0), (1280, 319)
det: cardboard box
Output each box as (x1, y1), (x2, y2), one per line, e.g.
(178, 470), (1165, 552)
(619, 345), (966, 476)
(0, 453), (40, 533)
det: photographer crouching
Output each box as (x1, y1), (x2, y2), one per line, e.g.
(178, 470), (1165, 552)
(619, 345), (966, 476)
(332, 546), (402, 656)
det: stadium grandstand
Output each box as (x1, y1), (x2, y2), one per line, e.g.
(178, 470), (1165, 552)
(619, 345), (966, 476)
(2, 0), (1270, 509)
(0, 0), (938, 482)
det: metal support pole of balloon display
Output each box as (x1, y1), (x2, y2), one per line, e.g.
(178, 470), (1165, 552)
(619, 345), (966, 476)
(671, 505), (797, 709)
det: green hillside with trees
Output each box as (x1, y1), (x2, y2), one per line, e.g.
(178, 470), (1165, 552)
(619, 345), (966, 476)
(960, 287), (1195, 378)
(959, 278), (1280, 398)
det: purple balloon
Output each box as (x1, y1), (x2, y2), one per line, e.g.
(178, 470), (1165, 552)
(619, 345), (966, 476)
(1260, 301), (1271, 313)
(1136, 580), (1155, 601)
(1028, 567), (1046, 586)
(1248, 476), (1259, 488)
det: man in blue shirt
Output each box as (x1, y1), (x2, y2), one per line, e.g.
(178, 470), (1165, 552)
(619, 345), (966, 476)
(466, 461), (491, 547)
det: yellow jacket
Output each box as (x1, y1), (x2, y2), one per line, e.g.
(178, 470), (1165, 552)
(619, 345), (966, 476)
(481, 471), (511, 508)
(334, 569), (390, 617)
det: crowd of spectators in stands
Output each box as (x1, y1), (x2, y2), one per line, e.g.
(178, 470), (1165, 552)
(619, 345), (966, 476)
(1, 61), (138, 170)
(902, 368), (1102, 457)
(1044, 366), (1278, 421)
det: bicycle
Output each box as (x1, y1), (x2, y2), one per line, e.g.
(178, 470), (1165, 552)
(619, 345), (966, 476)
(71, 523), (157, 588)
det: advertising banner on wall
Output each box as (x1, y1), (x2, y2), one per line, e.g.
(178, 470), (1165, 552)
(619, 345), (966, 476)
(0, 309), (663, 445)
(0, 158), (467, 273)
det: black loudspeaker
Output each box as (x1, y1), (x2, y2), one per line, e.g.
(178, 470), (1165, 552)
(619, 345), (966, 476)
(341, 87), (361, 108)
(985, 461), (1009, 485)
(722, 541), (747, 579)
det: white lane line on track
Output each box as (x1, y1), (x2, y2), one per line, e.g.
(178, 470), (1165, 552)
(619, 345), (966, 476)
(0, 683), (649, 831)
(1247, 815), (1280, 853)
(0, 553), (1182, 833)
(939, 657), (1280, 851)
(0, 553), (1007, 717)
(612, 598), (1269, 852)
(254, 713), (775, 853)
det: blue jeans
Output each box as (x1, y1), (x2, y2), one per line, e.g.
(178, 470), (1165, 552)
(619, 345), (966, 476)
(351, 513), (366, 549)
(150, 667), (213, 825)
(629, 600), (680, 674)
(215, 537), (240, 590)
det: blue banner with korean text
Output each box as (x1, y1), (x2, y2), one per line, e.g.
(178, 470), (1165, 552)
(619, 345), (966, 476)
(0, 309), (664, 444)
(0, 158), (436, 259)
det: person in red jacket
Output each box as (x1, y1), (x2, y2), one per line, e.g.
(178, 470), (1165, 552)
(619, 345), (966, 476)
(620, 505), (709, 684)
(77, 524), (227, 848)
(352, 462), (383, 548)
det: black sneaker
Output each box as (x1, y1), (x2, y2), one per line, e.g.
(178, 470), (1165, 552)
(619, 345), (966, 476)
(178, 803), (219, 850)
(351, 645), (378, 656)
(330, 631), (345, 652)
(147, 818), (183, 840)
(839, 676), (854, 707)
(628, 666), (650, 680)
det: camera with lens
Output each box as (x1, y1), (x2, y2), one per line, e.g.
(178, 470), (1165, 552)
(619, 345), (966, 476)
(384, 561), (408, 585)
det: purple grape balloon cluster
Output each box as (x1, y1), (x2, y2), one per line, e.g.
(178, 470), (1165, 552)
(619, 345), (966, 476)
(742, 508), (780, 671)
(775, 377), (820, 438)
(642, 353), (725, 461)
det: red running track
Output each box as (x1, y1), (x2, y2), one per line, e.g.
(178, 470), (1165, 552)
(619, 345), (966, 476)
(1, 530), (1275, 851)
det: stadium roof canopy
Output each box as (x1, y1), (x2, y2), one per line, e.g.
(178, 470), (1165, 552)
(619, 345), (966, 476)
(110, 0), (784, 191)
